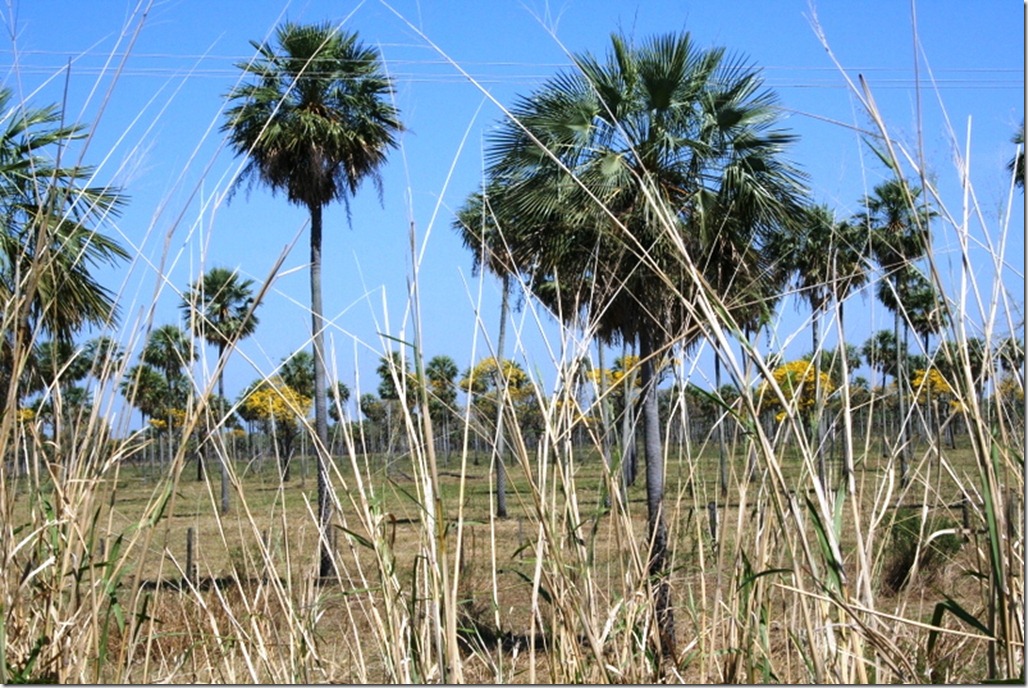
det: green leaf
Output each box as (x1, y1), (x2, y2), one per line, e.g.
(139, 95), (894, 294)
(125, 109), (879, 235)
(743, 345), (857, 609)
(805, 495), (843, 593)
(505, 568), (552, 605)
(927, 594), (992, 659)
(335, 524), (374, 550)
(736, 567), (793, 592)
(861, 136), (899, 175)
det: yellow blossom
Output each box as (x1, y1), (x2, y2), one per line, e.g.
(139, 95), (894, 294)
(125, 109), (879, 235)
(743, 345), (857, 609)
(759, 359), (834, 417)
(911, 368), (954, 403)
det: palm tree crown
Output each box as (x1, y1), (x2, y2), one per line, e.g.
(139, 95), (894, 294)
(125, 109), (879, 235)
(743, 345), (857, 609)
(0, 88), (128, 343)
(182, 268), (258, 351)
(142, 324), (195, 403)
(223, 22), (402, 214)
(181, 266), (258, 401)
(459, 32), (806, 347)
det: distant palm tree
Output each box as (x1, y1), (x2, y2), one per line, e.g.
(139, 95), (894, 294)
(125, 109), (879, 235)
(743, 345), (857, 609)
(142, 323), (197, 476)
(456, 32), (806, 654)
(425, 355), (458, 457)
(142, 324), (194, 402)
(279, 350), (315, 399)
(855, 179), (934, 485)
(120, 363), (169, 427)
(327, 380), (351, 424)
(224, 22), (402, 578)
(182, 267), (259, 513)
(767, 204), (870, 485)
(182, 267), (258, 401)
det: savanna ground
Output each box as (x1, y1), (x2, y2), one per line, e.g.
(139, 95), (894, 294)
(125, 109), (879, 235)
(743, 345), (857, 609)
(5, 421), (1016, 683)
(0, 5), (1022, 685)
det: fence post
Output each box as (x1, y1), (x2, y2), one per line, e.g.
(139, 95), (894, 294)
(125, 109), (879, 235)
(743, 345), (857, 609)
(961, 498), (971, 542)
(186, 527), (196, 586)
(517, 517), (526, 558)
(707, 501), (719, 548)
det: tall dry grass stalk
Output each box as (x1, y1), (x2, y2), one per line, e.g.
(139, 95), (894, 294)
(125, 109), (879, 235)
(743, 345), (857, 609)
(0, 5), (1022, 684)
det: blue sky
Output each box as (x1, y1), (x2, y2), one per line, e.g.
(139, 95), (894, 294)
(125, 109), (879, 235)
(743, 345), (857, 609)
(1, 1), (1023, 427)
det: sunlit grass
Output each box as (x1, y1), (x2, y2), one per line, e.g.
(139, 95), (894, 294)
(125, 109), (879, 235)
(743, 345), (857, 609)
(0, 5), (1022, 684)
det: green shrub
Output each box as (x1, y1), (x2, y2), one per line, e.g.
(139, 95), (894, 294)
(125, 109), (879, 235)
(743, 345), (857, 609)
(882, 509), (963, 593)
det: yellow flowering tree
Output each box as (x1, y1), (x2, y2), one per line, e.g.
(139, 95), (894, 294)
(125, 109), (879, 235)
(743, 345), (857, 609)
(240, 376), (311, 481)
(460, 357), (537, 439)
(759, 359), (835, 423)
(911, 368), (954, 404)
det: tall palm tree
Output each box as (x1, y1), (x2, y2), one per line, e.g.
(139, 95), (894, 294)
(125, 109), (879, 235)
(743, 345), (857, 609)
(182, 267), (259, 513)
(456, 32), (806, 654)
(224, 22), (402, 578)
(0, 89), (128, 400)
(766, 204), (869, 485)
(453, 192), (518, 513)
(855, 179), (934, 485)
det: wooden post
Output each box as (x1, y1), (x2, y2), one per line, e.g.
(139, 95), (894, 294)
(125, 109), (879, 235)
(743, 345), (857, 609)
(517, 518), (525, 558)
(961, 498), (971, 542)
(186, 527), (196, 585)
(707, 500), (719, 548)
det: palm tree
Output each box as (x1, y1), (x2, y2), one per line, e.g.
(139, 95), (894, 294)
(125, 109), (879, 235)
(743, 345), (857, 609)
(182, 267), (259, 400)
(120, 363), (169, 427)
(862, 329), (904, 384)
(1009, 121), (1024, 190)
(224, 21), (402, 579)
(142, 323), (197, 476)
(280, 350), (315, 399)
(181, 267), (259, 513)
(142, 324), (194, 402)
(425, 355), (458, 458)
(855, 179), (934, 485)
(327, 380), (351, 423)
(453, 192), (517, 513)
(456, 32), (806, 654)
(766, 204), (870, 485)
(0, 89), (128, 400)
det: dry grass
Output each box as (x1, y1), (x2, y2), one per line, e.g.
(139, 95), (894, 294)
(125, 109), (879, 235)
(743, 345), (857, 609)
(0, 5), (1023, 684)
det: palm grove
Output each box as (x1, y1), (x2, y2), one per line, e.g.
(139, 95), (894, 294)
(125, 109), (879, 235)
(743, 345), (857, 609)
(3, 23), (1023, 659)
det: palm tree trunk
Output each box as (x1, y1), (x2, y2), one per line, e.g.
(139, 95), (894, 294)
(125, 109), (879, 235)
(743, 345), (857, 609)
(217, 342), (230, 514)
(715, 345), (727, 497)
(639, 329), (675, 656)
(745, 327), (759, 482)
(621, 339), (638, 488)
(310, 203), (333, 578)
(493, 274), (510, 519)
(838, 301), (855, 486)
(894, 302), (909, 486)
(812, 310), (826, 487)
(597, 340), (614, 508)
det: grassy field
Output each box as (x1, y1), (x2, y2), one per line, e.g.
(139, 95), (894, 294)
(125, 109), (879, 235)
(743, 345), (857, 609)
(4, 425), (1014, 682)
(0, 7), (1023, 682)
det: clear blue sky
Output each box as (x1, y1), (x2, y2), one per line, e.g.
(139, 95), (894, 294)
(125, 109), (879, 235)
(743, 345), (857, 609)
(1, 1), (1023, 428)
